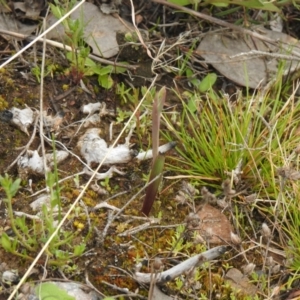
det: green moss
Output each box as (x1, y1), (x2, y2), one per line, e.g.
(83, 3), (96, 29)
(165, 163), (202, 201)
(0, 96), (8, 110)
(0, 68), (15, 88)
(13, 97), (25, 106)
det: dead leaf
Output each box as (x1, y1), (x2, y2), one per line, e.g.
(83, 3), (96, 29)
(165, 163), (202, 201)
(277, 167), (300, 180)
(100, 1), (120, 14)
(30, 194), (53, 211)
(0, 13), (38, 40)
(14, 0), (46, 19)
(150, 285), (174, 300)
(198, 27), (300, 88)
(225, 268), (257, 296)
(197, 203), (233, 244)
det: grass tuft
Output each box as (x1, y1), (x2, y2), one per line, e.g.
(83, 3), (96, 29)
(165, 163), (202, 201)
(163, 87), (300, 195)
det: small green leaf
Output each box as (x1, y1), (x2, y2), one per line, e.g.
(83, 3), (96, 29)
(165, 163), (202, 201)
(10, 178), (20, 197)
(0, 174), (14, 198)
(26, 238), (37, 247)
(209, 89), (218, 101)
(55, 250), (68, 260)
(78, 47), (90, 58)
(95, 65), (113, 76)
(98, 75), (113, 89)
(230, 0), (279, 11)
(114, 63), (128, 74)
(35, 282), (75, 300)
(11, 239), (17, 251)
(15, 217), (27, 232)
(190, 78), (201, 88)
(73, 243), (86, 256)
(1, 233), (12, 252)
(212, 2), (229, 7)
(209, 0), (279, 11)
(49, 3), (63, 19)
(187, 97), (198, 113)
(186, 68), (194, 78)
(199, 73), (217, 93)
(167, 0), (191, 5)
(84, 57), (97, 68)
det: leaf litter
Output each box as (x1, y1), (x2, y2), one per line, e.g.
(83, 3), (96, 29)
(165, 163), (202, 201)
(198, 27), (300, 89)
(0, 93), (230, 299)
(0, 0), (299, 299)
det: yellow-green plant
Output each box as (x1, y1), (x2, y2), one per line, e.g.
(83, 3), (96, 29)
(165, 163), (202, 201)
(0, 171), (86, 265)
(49, 0), (126, 88)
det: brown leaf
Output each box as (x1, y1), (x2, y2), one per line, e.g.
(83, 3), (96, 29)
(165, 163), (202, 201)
(197, 203), (233, 244)
(198, 28), (300, 89)
(277, 167), (300, 180)
(225, 268), (257, 296)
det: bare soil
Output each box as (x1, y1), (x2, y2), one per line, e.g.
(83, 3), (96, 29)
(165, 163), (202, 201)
(1, 1), (300, 299)
(0, 33), (191, 298)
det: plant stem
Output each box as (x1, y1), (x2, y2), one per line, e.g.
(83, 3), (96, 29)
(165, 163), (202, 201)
(6, 198), (36, 252)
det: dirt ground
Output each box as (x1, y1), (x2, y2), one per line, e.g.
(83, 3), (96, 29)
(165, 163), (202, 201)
(1, 1), (300, 299)
(0, 30), (190, 298)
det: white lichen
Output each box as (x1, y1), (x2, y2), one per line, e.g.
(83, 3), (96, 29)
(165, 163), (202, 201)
(10, 107), (34, 135)
(78, 128), (175, 166)
(17, 150), (69, 179)
(81, 102), (102, 115)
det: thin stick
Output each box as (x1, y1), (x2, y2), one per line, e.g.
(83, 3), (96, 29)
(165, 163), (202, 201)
(135, 245), (228, 284)
(39, 18), (48, 184)
(129, 0), (154, 59)
(0, 28), (138, 70)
